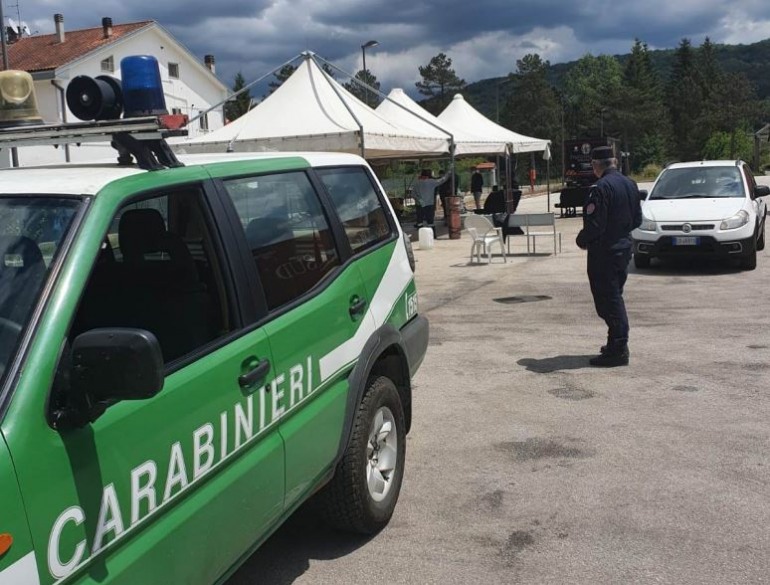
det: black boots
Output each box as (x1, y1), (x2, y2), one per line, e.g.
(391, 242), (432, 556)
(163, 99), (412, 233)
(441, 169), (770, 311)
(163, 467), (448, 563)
(591, 345), (630, 367)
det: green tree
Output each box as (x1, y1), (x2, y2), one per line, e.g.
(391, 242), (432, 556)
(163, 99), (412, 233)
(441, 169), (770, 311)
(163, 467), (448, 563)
(694, 37), (725, 146)
(267, 64), (296, 95)
(615, 39), (669, 169)
(667, 38), (703, 161)
(415, 53), (466, 114)
(343, 69), (382, 106)
(563, 54), (623, 138)
(500, 54), (560, 174)
(706, 72), (759, 157)
(702, 129), (754, 161)
(501, 54), (559, 136)
(224, 72), (252, 122)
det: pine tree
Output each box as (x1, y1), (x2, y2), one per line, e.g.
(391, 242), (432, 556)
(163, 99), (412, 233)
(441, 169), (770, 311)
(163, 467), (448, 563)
(667, 39), (703, 161)
(267, 64), (297, 95)
(415, 53), (465, 114)
(224, 72), (252, 122)
(695, 37), (725, 146)
(343, 70), (381, 106)
(500, 54), (559, 143)
(616, 40), (669, 168)
(563, 54), (623, 138)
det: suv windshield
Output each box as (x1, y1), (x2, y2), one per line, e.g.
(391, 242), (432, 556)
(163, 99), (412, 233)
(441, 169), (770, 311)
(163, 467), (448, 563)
(0, 196), (81, 380)
(650, 167), (745, 200)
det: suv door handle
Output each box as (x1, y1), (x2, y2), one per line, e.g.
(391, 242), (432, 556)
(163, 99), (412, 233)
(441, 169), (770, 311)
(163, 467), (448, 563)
(349, 297), (368, 318)
(239, 357), (271, 388)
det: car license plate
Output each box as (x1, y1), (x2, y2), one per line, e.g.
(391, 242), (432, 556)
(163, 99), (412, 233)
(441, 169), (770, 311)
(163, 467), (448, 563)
(673, 237), (699, 246)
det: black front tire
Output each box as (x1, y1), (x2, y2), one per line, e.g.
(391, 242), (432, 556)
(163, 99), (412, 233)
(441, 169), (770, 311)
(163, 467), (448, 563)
(634, 253), (651, 269)
(757, 223), (765, 251)
(316, 376), (406, 534)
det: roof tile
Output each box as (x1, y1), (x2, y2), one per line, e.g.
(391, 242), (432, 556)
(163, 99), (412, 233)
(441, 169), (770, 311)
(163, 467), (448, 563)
(8, 21), (153, 72)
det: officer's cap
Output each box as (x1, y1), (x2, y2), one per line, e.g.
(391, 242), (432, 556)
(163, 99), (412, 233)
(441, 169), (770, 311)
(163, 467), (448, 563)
(591, 146), (614, 160)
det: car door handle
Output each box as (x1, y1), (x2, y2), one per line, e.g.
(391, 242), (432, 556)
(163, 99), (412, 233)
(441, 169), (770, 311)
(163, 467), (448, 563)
(349, 297), (368, 318)
(238, 357), (271, 388)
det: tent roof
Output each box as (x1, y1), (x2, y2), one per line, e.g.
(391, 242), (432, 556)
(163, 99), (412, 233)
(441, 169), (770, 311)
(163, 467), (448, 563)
(180, 55), (449, 158)
(376, 88), (514, 156)
(438, 94), (550, 154)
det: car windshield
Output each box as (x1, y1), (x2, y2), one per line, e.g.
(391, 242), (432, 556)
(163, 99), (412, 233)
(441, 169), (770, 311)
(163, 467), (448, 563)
(0, 196), (81, 382)
(650, 167), (745, 200)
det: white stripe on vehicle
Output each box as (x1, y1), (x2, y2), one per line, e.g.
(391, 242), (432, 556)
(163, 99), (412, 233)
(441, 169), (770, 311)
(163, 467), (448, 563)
(0, 552), (40, 585)
(319, 242), (413, 382)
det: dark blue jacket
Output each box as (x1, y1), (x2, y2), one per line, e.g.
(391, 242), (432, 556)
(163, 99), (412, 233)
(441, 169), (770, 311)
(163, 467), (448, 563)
(576, 168), (642, 252)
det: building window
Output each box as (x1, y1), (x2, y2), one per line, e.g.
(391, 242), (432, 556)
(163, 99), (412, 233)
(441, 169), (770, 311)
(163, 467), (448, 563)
(100, 56), (114, 72)
(168, 62), (180, 79)
(199, 111), (209, 131)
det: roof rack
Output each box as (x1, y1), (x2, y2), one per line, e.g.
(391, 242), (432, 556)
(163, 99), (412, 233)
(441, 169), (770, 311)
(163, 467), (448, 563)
(0, 116), (188, 171)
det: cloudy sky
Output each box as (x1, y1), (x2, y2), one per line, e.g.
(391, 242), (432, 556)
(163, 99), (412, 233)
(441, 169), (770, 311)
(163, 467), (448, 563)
(14, 0), (770, 93)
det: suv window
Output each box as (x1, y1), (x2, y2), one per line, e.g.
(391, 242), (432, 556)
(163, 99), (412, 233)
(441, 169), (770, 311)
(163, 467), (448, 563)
(0, 197), (81, 380)
(71, 187), (233, 364)
(316, 167), (393, 253)
(743, 164), (757, 194)
(221, 172), (340, 311)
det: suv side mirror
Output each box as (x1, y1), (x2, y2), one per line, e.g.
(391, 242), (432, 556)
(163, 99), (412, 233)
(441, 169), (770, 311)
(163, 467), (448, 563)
(51, 328), (164, 429)
(72, 328), (164, 402)
(638, 189), (648, 202)
(753, 185), (770, 199)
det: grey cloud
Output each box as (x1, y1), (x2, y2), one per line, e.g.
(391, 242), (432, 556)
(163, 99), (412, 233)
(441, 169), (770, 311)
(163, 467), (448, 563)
(12, 0), (770, 93)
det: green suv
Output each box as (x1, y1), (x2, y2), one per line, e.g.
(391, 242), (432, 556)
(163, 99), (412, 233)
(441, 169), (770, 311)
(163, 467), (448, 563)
(0, 151), (427, 585)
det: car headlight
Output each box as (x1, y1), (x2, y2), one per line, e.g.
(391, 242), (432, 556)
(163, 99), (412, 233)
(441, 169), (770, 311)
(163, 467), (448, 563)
(639, 215), (656, 231)
(720, 210), (749, 230)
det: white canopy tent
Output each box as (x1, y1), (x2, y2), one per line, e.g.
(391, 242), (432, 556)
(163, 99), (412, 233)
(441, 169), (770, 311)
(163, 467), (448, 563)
(178, 53), (449, 159)
(438, 94), (550, 154)
(375, 88), (515, 156)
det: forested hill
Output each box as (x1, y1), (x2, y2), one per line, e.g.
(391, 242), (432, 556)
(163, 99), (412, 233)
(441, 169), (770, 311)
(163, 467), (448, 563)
(464, 38), (770, 120)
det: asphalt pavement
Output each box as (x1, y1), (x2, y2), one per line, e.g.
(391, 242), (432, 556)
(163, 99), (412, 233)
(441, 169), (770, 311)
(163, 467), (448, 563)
(228, 178), (770, 585)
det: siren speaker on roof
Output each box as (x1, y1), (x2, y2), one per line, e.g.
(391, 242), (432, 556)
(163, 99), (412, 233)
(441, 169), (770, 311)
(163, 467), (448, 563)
(66, 75), (123, 121)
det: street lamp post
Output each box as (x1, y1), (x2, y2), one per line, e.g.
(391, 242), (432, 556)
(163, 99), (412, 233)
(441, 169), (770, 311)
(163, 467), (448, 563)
(360, 40), (379, 107)
(495, 77), (514, 124)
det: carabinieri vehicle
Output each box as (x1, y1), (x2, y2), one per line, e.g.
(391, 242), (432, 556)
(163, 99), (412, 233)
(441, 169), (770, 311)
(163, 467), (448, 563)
(0, 62), (428, 585)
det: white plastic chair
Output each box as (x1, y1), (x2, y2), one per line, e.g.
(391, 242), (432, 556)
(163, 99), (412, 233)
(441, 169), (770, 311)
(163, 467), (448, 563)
(465, 214), (507, 263)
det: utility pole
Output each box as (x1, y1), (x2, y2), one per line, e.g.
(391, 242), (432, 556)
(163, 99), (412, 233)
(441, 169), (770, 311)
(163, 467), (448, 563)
(0, 0), (8, 70)
(0, 3), (18, 167)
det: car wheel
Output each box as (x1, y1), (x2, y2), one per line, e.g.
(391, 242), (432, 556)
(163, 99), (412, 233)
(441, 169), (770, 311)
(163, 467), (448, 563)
(316, 375), (406, 534)
(741, 240), (757, 270)
(634, 253), (651, 269)
(757, 222), (766, 251)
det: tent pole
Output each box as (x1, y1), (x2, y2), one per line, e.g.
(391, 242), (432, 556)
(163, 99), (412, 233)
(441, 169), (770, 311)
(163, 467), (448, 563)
(313, 53), (453, 153)
(186, 53), (303, 127)
(310, 53), (367, 158)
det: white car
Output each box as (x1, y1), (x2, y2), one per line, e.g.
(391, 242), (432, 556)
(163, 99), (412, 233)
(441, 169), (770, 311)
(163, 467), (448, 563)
(632, 160), (768, 270)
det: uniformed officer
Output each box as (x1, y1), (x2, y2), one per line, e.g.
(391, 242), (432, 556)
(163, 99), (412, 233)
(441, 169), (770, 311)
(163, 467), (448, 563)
(576, 146), (642, 367)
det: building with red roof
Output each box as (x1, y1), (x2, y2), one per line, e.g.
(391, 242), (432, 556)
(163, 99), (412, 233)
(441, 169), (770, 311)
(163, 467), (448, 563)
(6, 14), (227, 165)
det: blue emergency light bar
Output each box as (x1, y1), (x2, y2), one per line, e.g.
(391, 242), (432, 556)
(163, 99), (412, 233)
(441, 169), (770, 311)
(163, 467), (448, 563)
(121, 55), (168, 118)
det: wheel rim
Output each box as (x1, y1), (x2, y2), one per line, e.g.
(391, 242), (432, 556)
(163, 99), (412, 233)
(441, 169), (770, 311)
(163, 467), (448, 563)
(366, 406), (398, 502)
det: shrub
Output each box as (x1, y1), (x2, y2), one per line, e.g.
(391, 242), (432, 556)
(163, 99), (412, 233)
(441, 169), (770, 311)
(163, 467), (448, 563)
(639, 163), (663, 181)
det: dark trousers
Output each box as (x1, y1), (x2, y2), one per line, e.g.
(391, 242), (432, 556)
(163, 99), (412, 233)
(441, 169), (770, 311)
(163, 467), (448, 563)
(416, 204), (435, 226)
(587, 248), (632, 351)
